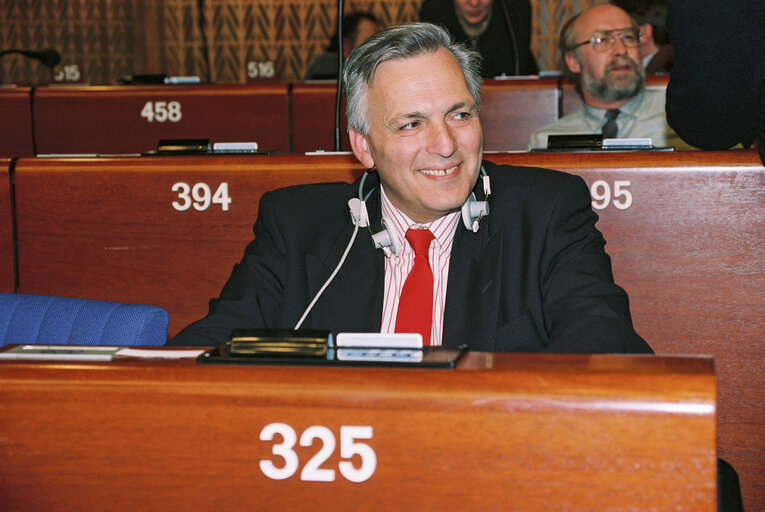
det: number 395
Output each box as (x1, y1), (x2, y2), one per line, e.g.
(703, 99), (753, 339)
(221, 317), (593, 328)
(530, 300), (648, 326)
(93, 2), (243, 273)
(590, 180), (632, 210)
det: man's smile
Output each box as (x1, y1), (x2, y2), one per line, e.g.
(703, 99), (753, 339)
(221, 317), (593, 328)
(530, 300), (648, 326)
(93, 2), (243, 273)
(420, 164), (459, 177)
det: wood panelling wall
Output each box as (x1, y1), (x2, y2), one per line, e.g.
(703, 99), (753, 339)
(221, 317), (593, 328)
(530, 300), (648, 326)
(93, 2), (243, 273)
(0, 0), (597, 85)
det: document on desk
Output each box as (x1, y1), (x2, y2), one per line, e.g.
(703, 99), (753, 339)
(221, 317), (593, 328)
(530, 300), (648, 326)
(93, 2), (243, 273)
(0, 345), (206, 361)
(117, 348), (205, 359)
(0, 345), (121, 361)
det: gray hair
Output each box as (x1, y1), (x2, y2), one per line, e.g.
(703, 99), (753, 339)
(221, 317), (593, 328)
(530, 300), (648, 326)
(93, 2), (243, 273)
(343, 22), (483, 135)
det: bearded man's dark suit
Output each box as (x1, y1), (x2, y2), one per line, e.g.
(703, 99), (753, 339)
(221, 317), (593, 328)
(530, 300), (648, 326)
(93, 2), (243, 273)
(169, 161), (651, 354)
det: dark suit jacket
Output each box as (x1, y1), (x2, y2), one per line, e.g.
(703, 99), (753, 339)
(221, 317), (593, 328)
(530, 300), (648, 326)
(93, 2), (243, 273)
(170, 161), (651, 353)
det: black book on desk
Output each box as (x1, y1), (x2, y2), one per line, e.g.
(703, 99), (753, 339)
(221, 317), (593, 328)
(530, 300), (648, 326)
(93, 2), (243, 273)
(531, 134), (673, 152)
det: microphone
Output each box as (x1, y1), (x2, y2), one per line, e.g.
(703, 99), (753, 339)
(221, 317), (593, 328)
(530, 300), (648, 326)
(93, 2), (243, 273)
(334, 0), (345, 151)
(497, 0), (521, 76)
(0, 48), (61, 67)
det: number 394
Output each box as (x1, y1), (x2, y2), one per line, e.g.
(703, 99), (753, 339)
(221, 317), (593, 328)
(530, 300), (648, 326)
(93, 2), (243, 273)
(260, 423), (376, 483)
(171, 182), (231, 211)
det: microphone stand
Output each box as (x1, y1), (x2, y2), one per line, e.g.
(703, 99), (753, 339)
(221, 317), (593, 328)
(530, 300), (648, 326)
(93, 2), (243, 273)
(196, 0), (212, 83)
(333, 0), (345, 151)
(498, 0), (521, 76)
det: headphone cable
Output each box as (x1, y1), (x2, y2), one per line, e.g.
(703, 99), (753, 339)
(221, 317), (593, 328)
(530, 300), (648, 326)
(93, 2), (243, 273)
(294, 220), (360, 329)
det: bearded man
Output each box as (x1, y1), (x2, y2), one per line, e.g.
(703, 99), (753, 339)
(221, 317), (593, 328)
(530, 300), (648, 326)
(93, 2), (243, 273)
(528, 3), (690, 150)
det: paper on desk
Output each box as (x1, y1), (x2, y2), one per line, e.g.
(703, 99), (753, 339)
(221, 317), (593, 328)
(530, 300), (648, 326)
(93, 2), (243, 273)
(117, 348), (206, 359)
(0, 345), (120, 361)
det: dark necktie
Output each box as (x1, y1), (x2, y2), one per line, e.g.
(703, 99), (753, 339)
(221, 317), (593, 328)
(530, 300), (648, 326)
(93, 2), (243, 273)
(394, 228), (435, 345)
(602, 108), (620, 139)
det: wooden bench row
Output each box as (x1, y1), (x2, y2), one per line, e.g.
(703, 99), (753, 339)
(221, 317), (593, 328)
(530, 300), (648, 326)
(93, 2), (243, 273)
(1, 150), (762, 510)
(0, 76), (668, 157)
(0, 353), (717, 510)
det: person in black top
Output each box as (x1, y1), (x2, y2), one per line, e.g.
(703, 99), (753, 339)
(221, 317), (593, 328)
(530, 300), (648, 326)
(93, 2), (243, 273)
(665, 0), (764, 164)
(419, 0), (538, 77)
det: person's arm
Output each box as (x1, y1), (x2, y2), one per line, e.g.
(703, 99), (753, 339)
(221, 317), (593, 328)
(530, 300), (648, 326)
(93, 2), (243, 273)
(539, 173), (652, 353)
(167, 190), (290, 346)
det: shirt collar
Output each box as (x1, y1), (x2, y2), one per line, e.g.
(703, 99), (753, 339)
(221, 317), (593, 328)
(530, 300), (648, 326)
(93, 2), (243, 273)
(380, 185), (460, 257)
(583, 89), (645, 123)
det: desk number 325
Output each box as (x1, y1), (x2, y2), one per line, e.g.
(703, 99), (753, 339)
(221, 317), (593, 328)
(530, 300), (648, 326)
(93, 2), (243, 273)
(259, 423), (377, 483)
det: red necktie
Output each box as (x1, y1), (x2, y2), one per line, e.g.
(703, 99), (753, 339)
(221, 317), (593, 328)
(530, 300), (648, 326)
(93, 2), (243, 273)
(395, 228), (435, 345)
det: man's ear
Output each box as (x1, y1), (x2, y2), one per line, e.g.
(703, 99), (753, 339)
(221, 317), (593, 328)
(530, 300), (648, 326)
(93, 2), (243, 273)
(348, 128), (375, 168)
(640, 22), (653, 45)
(564, 51), (582, 74)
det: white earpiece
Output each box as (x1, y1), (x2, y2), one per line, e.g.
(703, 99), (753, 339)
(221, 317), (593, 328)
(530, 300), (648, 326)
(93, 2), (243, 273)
(348, 197), (370, 228)
(461, 193), (489, 233)
(370, 218), (400, 257)
(356, 167), (491, 256)
(460, 170), (491, 233)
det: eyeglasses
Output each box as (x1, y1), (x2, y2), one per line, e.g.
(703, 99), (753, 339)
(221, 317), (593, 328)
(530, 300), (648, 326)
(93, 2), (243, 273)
(569, 27), (642, 52)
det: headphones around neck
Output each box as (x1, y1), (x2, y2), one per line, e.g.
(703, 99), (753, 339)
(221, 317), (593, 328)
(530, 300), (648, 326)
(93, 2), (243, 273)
(295, 166), (490, 329)
(348, 166), (491, 257)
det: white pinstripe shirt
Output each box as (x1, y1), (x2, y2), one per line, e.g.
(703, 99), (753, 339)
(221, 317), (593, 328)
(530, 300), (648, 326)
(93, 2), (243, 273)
(378, 186), (460, 346)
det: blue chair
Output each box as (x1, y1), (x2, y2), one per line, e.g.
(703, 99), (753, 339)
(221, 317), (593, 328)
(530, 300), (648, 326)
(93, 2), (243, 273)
(0, 293), (168, 346)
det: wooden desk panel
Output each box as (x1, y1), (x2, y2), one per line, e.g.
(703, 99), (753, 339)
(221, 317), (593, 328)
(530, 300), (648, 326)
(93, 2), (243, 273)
(480, 78), (559, 151)
(490, 150), (764, 511)
(291, 82), (351, 154)
(12, 150), (763, 510)
(291, 79), (560, 154)
(0, 87), (34, 157)
(0, 159), (13, 292)
(0, 353), (716, 511)
(13, 155), (365, 336)
(32, 84), (290, 155)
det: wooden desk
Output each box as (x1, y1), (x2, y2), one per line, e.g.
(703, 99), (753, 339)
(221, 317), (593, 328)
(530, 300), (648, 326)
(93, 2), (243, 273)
(11, 150), (763, 510)
(291, 82), (351, 154)
(0, 352), (716, 511)
(0, 87), (34, 157)
(13, 154), (365, 336)
(0, 158), (13, 292)
(490, 150), (764, 511)
(32, 84), (290, 155)
(480, 77), (559, 151)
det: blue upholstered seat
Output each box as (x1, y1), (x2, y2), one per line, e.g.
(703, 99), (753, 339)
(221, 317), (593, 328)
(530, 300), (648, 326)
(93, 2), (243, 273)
(0, 293), (168, 346)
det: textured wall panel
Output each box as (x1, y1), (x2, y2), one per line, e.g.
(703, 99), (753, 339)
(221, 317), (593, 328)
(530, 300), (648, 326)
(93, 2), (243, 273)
(1, 1), (594, 84)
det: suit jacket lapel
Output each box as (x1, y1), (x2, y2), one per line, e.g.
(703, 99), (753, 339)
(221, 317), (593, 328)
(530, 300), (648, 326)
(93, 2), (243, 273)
(300, 172), (505, 346)
(305, 178), (385, 333)
(443, 219), (504, 352)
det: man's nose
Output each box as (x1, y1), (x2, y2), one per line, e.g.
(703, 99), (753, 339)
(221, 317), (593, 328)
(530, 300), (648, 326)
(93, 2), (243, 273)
(610, 34), (628, 55)
(427, 121), (458, 157)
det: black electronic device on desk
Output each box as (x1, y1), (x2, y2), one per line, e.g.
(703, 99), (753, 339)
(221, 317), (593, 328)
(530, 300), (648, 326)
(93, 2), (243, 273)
(531, 134), (674, 152)
(197, 329), (467, 369)
(141, 138), (278, 156)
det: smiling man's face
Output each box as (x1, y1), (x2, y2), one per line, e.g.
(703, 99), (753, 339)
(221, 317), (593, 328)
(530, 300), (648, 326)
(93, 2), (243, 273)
(348, 47), (483, 223)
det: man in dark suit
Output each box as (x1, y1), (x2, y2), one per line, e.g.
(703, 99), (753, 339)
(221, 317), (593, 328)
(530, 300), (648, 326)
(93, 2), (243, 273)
(169, 23), (651, 354)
